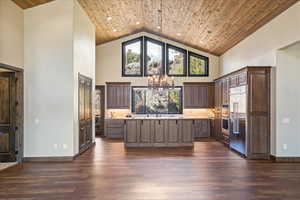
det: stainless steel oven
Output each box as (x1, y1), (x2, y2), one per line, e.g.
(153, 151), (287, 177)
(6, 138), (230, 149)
(222, 105), (229, 136)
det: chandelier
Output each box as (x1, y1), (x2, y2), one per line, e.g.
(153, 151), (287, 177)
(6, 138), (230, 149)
(147, 75), (174, 88)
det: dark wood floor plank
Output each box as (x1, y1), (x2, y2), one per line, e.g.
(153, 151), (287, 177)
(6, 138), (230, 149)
(1, 137), (300, 200)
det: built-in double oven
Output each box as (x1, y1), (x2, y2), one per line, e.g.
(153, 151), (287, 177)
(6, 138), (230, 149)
(221, 105), (230, 143)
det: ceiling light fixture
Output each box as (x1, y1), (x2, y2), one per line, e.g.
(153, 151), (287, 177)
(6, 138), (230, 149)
(177, 33), (181, 36)
(136, 21), (140, 25)
(157, 26), (161, 29)
(107, 16), (112, 21)
(113, 29), (117, 32)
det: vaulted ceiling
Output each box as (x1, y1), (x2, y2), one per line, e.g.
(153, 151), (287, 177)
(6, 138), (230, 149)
(13, 0), (299, 55)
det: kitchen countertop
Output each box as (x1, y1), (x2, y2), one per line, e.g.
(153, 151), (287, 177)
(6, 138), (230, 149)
(105, 116), (214, 120)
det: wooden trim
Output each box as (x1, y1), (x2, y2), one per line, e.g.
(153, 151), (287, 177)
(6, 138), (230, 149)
(106, 82), (131, 85)
(0, 63), (23, 72)
(214, 66), (272, 81)
(270, 155), (300, 163)
(183, 82), (214, 86)
(23, 156), (74, 162)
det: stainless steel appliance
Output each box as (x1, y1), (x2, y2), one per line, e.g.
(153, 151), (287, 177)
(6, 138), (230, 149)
(221, 105), (230, 143)
(229, 85), (247, 155)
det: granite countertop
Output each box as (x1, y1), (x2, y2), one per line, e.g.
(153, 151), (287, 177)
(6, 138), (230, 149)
(106, 116), (214, 120)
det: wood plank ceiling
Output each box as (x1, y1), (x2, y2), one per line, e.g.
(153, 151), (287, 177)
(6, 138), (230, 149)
(13, 0), (299, 55)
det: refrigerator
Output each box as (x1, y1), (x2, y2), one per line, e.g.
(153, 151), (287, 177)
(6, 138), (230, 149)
(229, 85), (247, 155)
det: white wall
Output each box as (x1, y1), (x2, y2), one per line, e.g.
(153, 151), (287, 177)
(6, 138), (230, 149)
(220, 2), (300, 75)
(220, 2), (300, 157)
(96, 32), (219, 85)
(24, 0), (75, 157)
(276, 42), (300, 157)
(24, 0), (95, 157)
(0, 0), (24, 68)
(73, 0), (96, 155)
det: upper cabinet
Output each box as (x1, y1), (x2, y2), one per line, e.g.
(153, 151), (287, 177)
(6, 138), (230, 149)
(229, 71), (247, 88)
(184, 82), (214, 108)
(106, 82), (131, 109)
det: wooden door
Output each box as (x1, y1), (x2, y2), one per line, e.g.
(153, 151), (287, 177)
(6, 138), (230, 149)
(0, 72), (16, 162)
(79, 74), (93, 153)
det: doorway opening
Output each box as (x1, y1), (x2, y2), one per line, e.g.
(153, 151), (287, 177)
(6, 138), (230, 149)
(0, 63), (23, 163)
(95, 85), (105, 136)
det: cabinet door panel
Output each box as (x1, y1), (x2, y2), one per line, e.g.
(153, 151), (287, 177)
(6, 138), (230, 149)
(125, 120), (139, 143)
(154, 120), (165, 143)
(167, 120), (180, 143)
(140, 120), (152, 143)
(182, 120), (193, 143)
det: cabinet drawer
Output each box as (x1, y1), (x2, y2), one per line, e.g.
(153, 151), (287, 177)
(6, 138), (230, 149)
(106, 120), (125, 127)
(106, 127), (123, 138)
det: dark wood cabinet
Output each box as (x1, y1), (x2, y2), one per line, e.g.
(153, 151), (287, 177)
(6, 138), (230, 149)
(124, 119), (195, 147)
(222, 78), (230, 105)
(140, 120), (152, 145)
(79, 74), (93, 154)
(214, 79), (222, 140)
(181, 120), (194, 143)
(214, 67), (271, 159)
(124, 120), (139, 145)
(193, 119), (210, 138)
(105, 119), (125, 139)
(167, 120), (181, 145)
(106, 82), (130, 109)
(153, 120), (167, 146)
(184, 82), (214, 108)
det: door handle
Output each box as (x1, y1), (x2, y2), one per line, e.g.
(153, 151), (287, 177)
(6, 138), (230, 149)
(159, 120), (160, 125)
(176, 120), (178, 124)
(141, 120), (143, 125)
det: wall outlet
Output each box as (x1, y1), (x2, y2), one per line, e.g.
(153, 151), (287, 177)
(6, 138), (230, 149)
(63, 144), (68, 149)
(53, 144), (58, 150)
(34, 118), (40, 124)
(282, 118), (291, 124)
(283, 144), (288, 150)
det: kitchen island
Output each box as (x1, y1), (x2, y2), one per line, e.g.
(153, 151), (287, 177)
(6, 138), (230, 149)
(105, 117), (212, 148)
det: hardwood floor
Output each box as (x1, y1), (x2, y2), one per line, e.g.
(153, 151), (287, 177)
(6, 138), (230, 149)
(1, 137), (300, 200)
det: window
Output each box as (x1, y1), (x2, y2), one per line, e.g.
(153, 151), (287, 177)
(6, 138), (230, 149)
(122, 37), (143, 76)
(166, 44), (187, 76)
(144, 37), (165, 76)
(188, 52), (209, 76)
(132, 86), (182, 114)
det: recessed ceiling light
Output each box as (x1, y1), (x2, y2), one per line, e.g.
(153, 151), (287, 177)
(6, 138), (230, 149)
(157, 26), (161, 29)
(136, 21), (140, 25)
(113, 29), (117, 32)
(107, 16), (112, 21)
(177, 33), (181, 36)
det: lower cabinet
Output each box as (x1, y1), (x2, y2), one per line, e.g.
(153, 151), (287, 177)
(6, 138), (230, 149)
(193, 119), (211, 139)
(124, 119), (198, 147)
(105, 119), (125, 139)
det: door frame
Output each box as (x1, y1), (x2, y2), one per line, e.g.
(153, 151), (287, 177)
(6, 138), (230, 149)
(0, 63), (24, 162)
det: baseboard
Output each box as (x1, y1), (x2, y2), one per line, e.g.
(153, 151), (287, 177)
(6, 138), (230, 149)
(23, 156), (74, 162)
(270, 155), (300, 163)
